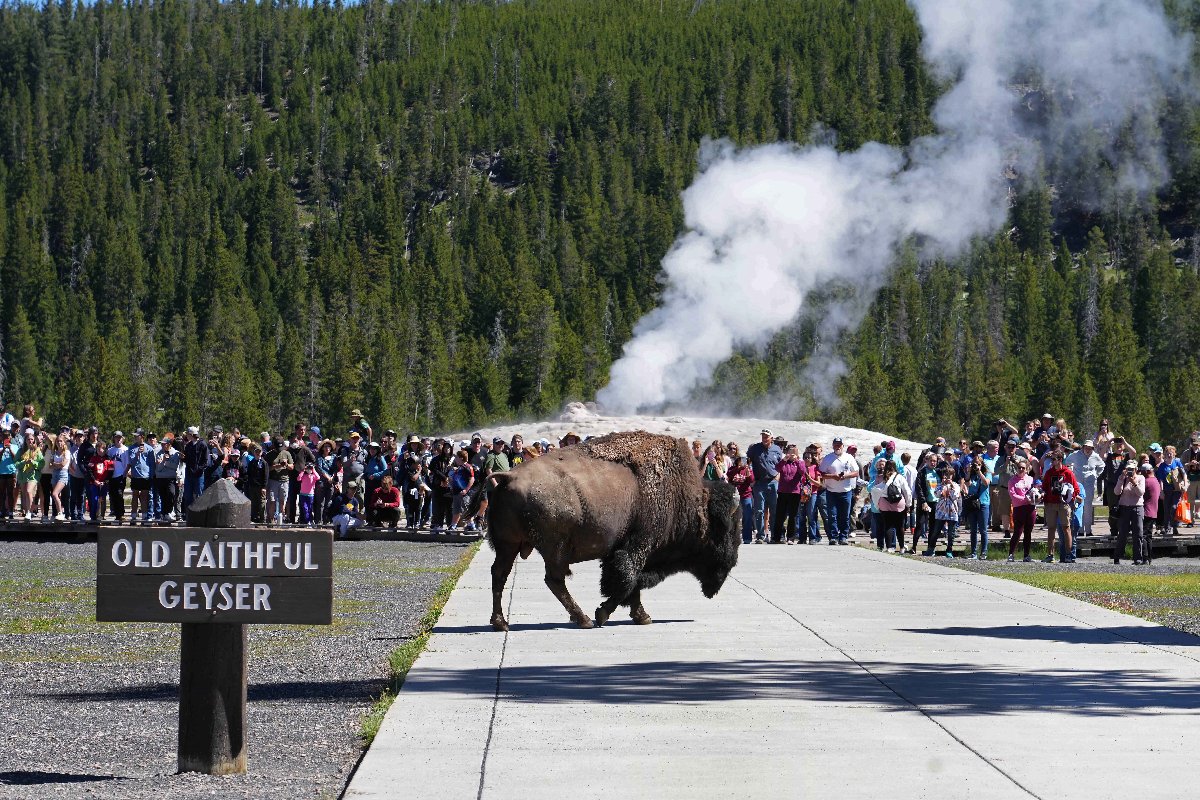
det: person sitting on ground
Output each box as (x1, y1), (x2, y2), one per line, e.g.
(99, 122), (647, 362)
(330, 485), (365, 540)
(371, 474), (402, 529)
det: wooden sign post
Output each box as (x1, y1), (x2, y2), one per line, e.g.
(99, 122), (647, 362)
(95, 483), (332, 775)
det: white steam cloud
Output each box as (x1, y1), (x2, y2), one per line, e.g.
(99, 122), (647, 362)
(597, 0), (1193, 414)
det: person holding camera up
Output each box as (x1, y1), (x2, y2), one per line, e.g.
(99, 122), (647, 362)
(1113, 460), (1147, 564)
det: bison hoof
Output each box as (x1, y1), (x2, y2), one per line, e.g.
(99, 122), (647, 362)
(594, 606), (610, 627)
(573, 614), (594, 629)
(490, 615), (509, 632)
(630, 610), (653, 625)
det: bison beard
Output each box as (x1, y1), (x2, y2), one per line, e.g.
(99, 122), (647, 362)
(478, 431), (740, 631)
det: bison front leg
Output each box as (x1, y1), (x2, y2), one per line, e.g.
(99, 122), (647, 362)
(595, 590), (653, 627)
(595, 550), (644, 627)
(627, 590), (653, 625)
(489, 542), (520, 632)
(543, 563), (593, 629)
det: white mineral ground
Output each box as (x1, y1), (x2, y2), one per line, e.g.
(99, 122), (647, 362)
(446, 402), (928, 466)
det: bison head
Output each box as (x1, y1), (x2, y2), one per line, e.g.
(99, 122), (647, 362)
(697, 480), (741, 597)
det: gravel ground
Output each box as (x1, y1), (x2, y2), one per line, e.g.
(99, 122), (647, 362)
(0, 537), (477, 800)
(908, 552), (1200, 639)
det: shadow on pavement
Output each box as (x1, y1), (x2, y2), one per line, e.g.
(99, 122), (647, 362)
(437, 619), (693, 634)
(402, 658), (1200, 716)
(44, 679), (382, 704)
(902, 624), (1199, 647)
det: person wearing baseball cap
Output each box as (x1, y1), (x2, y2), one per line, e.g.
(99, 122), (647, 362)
(1066, 439), (1105, 537)
(1113, 456), (1147, 564)
(107, 430), (130, 523)
(744, 430), (783, 544)
(348, 409), (372, 446)
(818, 436), (858, 545)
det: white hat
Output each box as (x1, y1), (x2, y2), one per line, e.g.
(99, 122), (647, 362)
(1083, 439), (1094, 447)
(186, 426), (199, 435)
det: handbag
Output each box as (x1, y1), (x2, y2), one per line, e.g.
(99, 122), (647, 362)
(1175, 495), (1193, 525)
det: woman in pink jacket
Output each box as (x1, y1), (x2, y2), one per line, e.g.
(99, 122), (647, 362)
(1007, 460), (1036, 562)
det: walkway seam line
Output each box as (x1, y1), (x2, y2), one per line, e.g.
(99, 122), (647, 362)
(732, 573), (1044, 800)
(477, 560), (517, 800)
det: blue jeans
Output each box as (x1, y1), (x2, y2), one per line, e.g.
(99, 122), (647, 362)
(825, 490), (852, 542)
(751, 479), (778, 541)
(927, 517), (958, 554)
(967, 507), (988, 556)
(184, 472), (206, 512)
(805, 491), (825, 542)
(86, 483), (103, 522)
(739, 496), (754, 543)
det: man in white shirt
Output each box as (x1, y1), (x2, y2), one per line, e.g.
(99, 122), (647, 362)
(1066, 440), (1105, 536)
(106, 431), (130, 522)
(819, 437), (860, 545)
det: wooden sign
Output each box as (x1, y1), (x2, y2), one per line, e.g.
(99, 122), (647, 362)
(97, 529), (333, 625)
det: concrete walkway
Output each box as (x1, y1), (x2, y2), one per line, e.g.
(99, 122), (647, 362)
(346, 546), (1200, 800)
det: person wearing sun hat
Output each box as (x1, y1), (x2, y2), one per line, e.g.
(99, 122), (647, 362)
(348, 409), (372, 445)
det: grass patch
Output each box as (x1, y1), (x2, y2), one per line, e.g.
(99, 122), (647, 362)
(359, 541), (480, 745)
(997, 571), (1200, 598)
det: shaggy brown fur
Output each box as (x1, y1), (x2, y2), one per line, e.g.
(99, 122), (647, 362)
(480, 431), (740, 631)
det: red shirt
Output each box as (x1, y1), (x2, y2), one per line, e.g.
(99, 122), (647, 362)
(371, 486), (401, 509)
(1042, 465), (1080, 505)
(726, 466), (754, 500)
(89, 456), (113, 486)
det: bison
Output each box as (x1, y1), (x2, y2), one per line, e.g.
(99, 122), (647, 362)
(470, 431), (740, 631)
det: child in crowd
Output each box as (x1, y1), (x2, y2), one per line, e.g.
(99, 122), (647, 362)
(297, 462), (320, 526)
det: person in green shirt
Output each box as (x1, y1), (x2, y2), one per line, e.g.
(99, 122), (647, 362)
(16, 438), (43, 519)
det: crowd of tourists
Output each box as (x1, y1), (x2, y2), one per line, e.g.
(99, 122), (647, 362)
(704, 413), (1199, 566)
(0, 403), (584, 539)
(3, 399), (1195, 562)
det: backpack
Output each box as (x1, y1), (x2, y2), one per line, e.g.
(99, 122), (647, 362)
(885, 478), (902, 504)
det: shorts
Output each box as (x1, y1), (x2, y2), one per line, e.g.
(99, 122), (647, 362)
(1187, 480), (1200, 504)
(130, 477), (152, 491)
(452, 493), (471, 516)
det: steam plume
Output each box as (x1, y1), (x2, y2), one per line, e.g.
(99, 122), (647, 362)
(596, 0), (1192, 414)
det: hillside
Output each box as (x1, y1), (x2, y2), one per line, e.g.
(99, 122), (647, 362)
(0, 0), (1197, 445)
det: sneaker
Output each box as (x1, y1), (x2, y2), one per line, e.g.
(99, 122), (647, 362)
(1022, 556), (1033, 563)
(24, 512), (31, 521)
(921, 550), (934, 557)
(968, 552), (978, 560)
(1042, 556), (1054, 563)
(464, 522), (478, 532)
(165, 512), (177, 523)
(827, 540), (837, 546)
(979, 554), (988, 561)
(786, 540), (794, 546)
(1006, 554), (1015, 562)
(945, 552), (955, 558)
